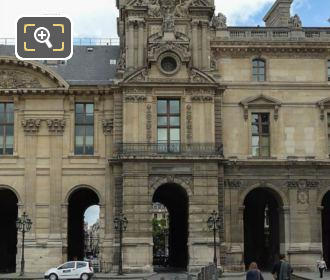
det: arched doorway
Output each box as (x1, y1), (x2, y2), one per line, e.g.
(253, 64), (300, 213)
(244, 188), (282, 270)
(152, 183), (188, 270)
(322, 191), (330, 266)
(67, 188), (99, 261)
(0, 188), (18, 273)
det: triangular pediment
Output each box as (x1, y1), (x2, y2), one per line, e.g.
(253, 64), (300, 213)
(0, 56), (69, 89)
(240, 94), (282, 107)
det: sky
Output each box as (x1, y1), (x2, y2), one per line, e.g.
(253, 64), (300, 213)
(1, 0), (329, 39)
(84, 205), (100, 227)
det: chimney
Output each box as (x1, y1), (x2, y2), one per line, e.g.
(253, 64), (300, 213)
(263, 0), (293, 27)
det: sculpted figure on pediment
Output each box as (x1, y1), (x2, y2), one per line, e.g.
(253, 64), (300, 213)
(148, 0), (162, 17)
(0, 70), (41, 89)
(212, 12), (227, 29)
(289, 14), (302, 28)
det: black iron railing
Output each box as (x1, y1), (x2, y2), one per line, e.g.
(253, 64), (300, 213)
(115, 143), (223, 157)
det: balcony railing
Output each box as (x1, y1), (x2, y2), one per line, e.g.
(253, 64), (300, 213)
(114, 143), (223, 157)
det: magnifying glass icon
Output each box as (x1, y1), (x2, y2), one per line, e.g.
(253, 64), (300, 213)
(34, 27), (53, 48)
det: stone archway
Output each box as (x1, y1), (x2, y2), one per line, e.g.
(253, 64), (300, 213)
(0, 188), (18, 273)
(243, 187), (284, 270)
(67, 187), (100, 261)
(152, 183), (189, 270)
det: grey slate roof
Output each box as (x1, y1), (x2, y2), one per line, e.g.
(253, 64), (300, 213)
(0, 45), (121, 85)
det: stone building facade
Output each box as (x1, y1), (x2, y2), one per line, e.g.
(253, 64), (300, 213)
(0, 0), (330, 273)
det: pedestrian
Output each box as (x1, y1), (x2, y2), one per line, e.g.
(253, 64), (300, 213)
(246, 262), (264, 280)
(316, 256), (327, 278)
(272, 254), (293, 280)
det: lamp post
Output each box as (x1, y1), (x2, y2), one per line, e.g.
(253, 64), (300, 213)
(16, 212), (32, 276)
(207, 210), (221, 266)
(114, 213), (128, 275)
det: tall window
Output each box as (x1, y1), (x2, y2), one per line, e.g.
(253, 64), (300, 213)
(327, 113), (330, 154)
(251, 113), (270, 157)
(327, 60), (330, 81)
(0, 103), (13, 155)
(252, 59), (266, 82)
(75, 103), (94, 155)
(157, 99), (180, 152)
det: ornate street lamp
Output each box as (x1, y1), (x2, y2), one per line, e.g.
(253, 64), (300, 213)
(114, 213), (128, 275)
(16, 212), (32, 276)
(207, 210), (221, 266)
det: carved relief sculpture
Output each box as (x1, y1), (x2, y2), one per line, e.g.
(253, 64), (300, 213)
(21, 119), (41, 134)
(47, 119), (66, 134)
(212, 12), (227, 29)
(289, 14), (302, 28)
(0, 70), (41, 89)
(102, 119), (114, 135)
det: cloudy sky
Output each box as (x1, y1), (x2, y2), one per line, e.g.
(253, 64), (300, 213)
(1, 0), (329, 38)
(84, 205), (100, 227)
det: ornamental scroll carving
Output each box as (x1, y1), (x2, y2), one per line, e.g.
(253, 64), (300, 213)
(47, 119), (66, 134)
(225, 180), (241, 188)
(0, 70), (41, 89)
(21, 119), (41, 134)
(186, 104), (192, 143)
(146, 104), (152, 142)
(287, 179), (320, 205)
(102, 119), (114, 135)
(124, 95), (147, 102)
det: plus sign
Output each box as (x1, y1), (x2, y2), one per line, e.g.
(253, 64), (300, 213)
(37, 30), (47, 40)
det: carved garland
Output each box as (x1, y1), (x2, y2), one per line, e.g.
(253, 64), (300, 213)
(186, 104), (192, 143)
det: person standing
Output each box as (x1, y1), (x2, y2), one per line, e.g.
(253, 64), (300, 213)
(272, 254), (293, 280)
(246, 262), (264, 280)
(317, 256), (327, 278)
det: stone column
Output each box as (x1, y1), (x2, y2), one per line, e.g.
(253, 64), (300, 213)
(138, 20), (145, 68)
(126, 20), (135, 69)
(191, 20), (199, 68)
(201, 20), (209, 70)
(61, 203), (69, 263)
(281, 205), (291, 255)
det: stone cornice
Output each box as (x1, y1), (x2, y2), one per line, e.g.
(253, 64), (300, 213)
(0, 88), (116, 95)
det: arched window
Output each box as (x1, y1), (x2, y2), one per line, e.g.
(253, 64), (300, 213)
(252, 59), (266, 82)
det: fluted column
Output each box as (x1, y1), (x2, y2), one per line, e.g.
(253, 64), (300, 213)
(138, 20), (145, 68)
(191, 20), (199, 68)
(126, 20), (135, 69)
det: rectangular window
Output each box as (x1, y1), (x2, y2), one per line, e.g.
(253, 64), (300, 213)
(0, 103), (14, 155)
(328, 60), (330, 82)
(328, 114), (330, 154)
(252, 59), (266, 82)
(75, 103), (94, 155)
(251, 113), (270, 157)
(157, 99), (180, 153)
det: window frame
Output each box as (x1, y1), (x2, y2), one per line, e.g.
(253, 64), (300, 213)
(252, 58), (266, 82)
(251, 112), (270, 158)
(0, 103), (14, 155)
(157, 99), (181, 153)
(327, 60), (330, 82)
(74, 103), (94, 155)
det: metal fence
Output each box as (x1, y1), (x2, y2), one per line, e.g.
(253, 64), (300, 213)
(0, 37), (119, 46)
(115, 143), (224, 157)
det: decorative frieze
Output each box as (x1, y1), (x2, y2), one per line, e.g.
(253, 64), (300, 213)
(186, 104), (192, 143)
(225, 179), (241, 188)
(0, 70), (41, 89)
(21, 119), (41, 134)
(191, 95), (213, 102)
(146, 104), (152, 143)
(102, 119), (114, 135)
(47, 119), (66, 134)
(124, 95), (147, 102)
(287, 179), (320, 189)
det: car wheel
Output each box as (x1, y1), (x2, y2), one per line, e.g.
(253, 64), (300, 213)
(81, 273), (89, 280)
(49, 273), (58, 280)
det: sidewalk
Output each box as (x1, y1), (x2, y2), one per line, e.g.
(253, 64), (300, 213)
(0, 272), (156, 280)
(293, 271), (330, 280)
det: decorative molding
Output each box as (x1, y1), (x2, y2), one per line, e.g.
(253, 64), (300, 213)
(287, 179), (320, 189)
(191, 95), (213, 102)
(21, 119), (41, 134)
(225, 179), (241, 188)
(189, 68), (217, 84)
(102, 119), (114, 135)
(317, 97), (330, 120)
(186, 104), (192, 143)
(124, 95), (147, 102)
(47, 119), (66, 134)
(0, 70), (41, 89)
(149, 174), (193, 195)
(146, 104), (152, 143)
(123, 68), (149, 83)
(239, 94), (282, 121)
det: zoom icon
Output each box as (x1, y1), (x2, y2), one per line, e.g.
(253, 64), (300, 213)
(16, 16), (72, 60)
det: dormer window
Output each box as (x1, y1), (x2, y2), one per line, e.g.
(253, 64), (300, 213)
(252, 58), (266, 82)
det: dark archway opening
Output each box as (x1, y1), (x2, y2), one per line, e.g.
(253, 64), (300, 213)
(68, 188), (99, 261)
(322, 192), (330, 266)
(244, 188), (281, 270)
(152, 183), (188, 271)
(0, 189), (18, 273)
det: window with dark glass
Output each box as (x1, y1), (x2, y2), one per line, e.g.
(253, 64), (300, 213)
(328, 60), (330, 81)
(252, 59), (266, 82)
(157, 99), (180, 152)
(251, 113), (270, 157)
(75, 103), (94, 155)
(327, 113), (330, 154)
(0, 103), (14, 155)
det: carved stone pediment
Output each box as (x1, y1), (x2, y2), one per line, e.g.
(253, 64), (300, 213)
(317, 97), (330, 120)
(123, 67), (149, 83)
(0, 57), (69, 89)
(0, 70), (41, 89)
(189, 68), (216, 84)
(239, 94), (282, 120)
